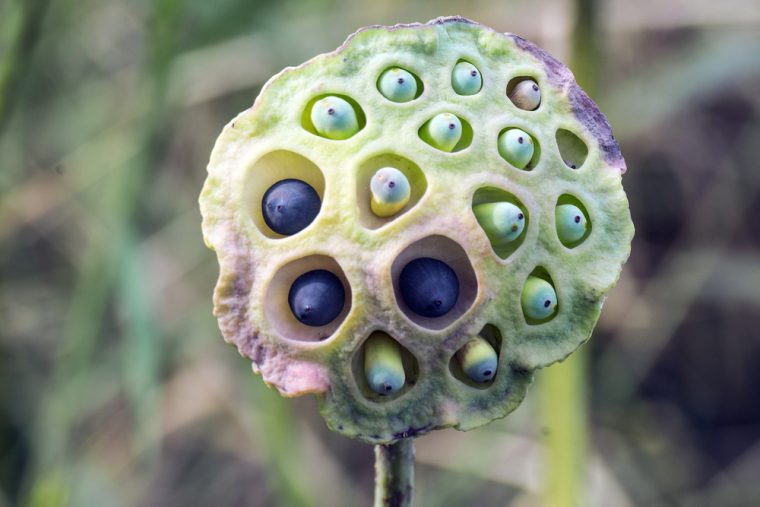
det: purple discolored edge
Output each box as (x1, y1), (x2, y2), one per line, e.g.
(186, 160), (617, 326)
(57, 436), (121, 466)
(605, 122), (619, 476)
(509, 34), (627, 174)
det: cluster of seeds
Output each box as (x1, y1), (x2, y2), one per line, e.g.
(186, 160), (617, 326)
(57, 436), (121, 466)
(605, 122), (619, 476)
(200, 18), (633, 443)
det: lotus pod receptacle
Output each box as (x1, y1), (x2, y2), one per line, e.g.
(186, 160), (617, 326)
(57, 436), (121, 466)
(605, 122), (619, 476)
(199, 16), (634, 444)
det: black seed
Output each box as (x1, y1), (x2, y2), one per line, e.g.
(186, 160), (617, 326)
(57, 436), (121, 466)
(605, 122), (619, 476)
(262, 179), (321, 235)
(288, 269), (345, 327)
(399, 257), (459, 318)
(574, 215), (581, 223)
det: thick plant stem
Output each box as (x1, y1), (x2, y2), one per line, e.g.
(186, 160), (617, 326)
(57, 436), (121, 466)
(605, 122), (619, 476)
(374, 438), (415, 507)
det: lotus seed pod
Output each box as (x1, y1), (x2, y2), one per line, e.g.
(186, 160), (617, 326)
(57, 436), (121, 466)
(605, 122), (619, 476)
(200, 17), (634, 444)
(370, 167), (411, 217)
(456, 336), (498, 383)
(420, 113), (462, 152)
(451, 61), (482, 95)
(521, 276), (558, 322)
(364, 332), (406, 395)
(508, 78), (541, 110)
(310, 96), (359, 140)
(262, 179), (321, 235)
(556, 203), (589, 246)
(498, 128), (534, 169)
(378, 67), (418, 102)
(473, 202), (525, 244)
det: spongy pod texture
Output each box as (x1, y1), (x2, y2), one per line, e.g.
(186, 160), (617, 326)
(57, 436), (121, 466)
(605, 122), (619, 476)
(199, 16), (633, 444)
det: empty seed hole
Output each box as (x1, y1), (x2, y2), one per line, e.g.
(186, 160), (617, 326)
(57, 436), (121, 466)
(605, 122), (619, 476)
(472, 187), (529, 259)
(449, 324), (502, 389)
(555, 128), (588, 169)
(391, 235), (478, 330)
(352, 331), (419, 401)
(556, 194), (591, 248)
(245, 150), (325, 239)
(264, 255), (351, 341)
(301, 94), (366, 140)
(521, 267), (558, 325)
(356, 153), (427, 229)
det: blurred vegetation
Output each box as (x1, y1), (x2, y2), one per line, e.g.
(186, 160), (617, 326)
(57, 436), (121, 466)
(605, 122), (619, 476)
(1, 0), (759, 506)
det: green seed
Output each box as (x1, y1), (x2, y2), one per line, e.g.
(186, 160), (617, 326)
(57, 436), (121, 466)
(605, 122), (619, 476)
(420, 113), (462, 152)
(556, 203), (588, 246)
(472, 202), (525, 244)
(456, 336), (498, 383)
(521, 276), (557, 322)
(498, 128), (534, 169)
(508, 79), (541, 110)
(310, 96), (359, 140)
(364, 332), (405, 395)
(378, 67), (418, 102)
(451, 61), (482, 95)
(370, 167), (411, 217)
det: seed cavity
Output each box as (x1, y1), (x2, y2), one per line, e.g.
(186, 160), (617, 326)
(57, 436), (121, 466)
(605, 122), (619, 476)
(507, 77), (541, 110)
(556, 194), (591, 247)
(521, 269), (558, 324)
(377, 67), (421, 103)
(452, 60), (482, 95)
(472, 187), (529, 259)
(555, 128), (589, 170)
(498, 128), (538, 170)
(419, 113), (472, 152)
(303, 95), (365, 140)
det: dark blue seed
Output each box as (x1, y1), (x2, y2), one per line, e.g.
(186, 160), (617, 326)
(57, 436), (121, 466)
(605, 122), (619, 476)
(399, 257), (459, 318)
(262, 179), (320, 235)
(288, 270), (345, 327)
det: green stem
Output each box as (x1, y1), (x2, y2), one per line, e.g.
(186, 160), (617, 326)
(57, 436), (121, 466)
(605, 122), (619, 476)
(374, 439), (415, 507)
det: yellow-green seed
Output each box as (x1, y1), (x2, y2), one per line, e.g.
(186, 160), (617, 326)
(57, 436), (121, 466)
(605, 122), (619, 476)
(420, 113), (462, 152)
(498, 128), (534, 169)
(370, 167), (411, 217)
(364, 332), (405, 395)
(456, 336), (498, 383)
(310, 96), (359, 140)
(556, 203), (588, 246)
(472, 202), (525, 244)
(521, 276), (558, 322)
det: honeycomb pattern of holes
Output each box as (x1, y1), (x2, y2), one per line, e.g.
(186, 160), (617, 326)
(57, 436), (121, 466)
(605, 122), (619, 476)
(264, 255), (351, 342)
(496, 126), (541, 171)
(449, 324), (503, 389)
(356, 153), (428, 230)
(555, 194), (592, 248)
(351, 331), (420, 402)
(418, 113), (473, 153)
(521, 267), (558, 325)
(471, 187), (530, 260)
(555, 128), (589, 170)
(301, 94), (366, 140)
(244, 150), (325, 239)
(451, 59), (483, 96)
(391, 235), (478, 331)
(506, 75), (542, 111)
(376, 66), (424, 102)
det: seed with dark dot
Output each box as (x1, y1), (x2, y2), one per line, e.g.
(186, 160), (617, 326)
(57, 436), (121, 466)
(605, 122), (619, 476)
(288, 269), (345, 327)
(399, 257), (459, 318)
(262, 179), (321, 235)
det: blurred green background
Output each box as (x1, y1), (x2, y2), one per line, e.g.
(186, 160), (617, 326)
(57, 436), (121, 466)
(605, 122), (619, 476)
(1, 0), (759, 506)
